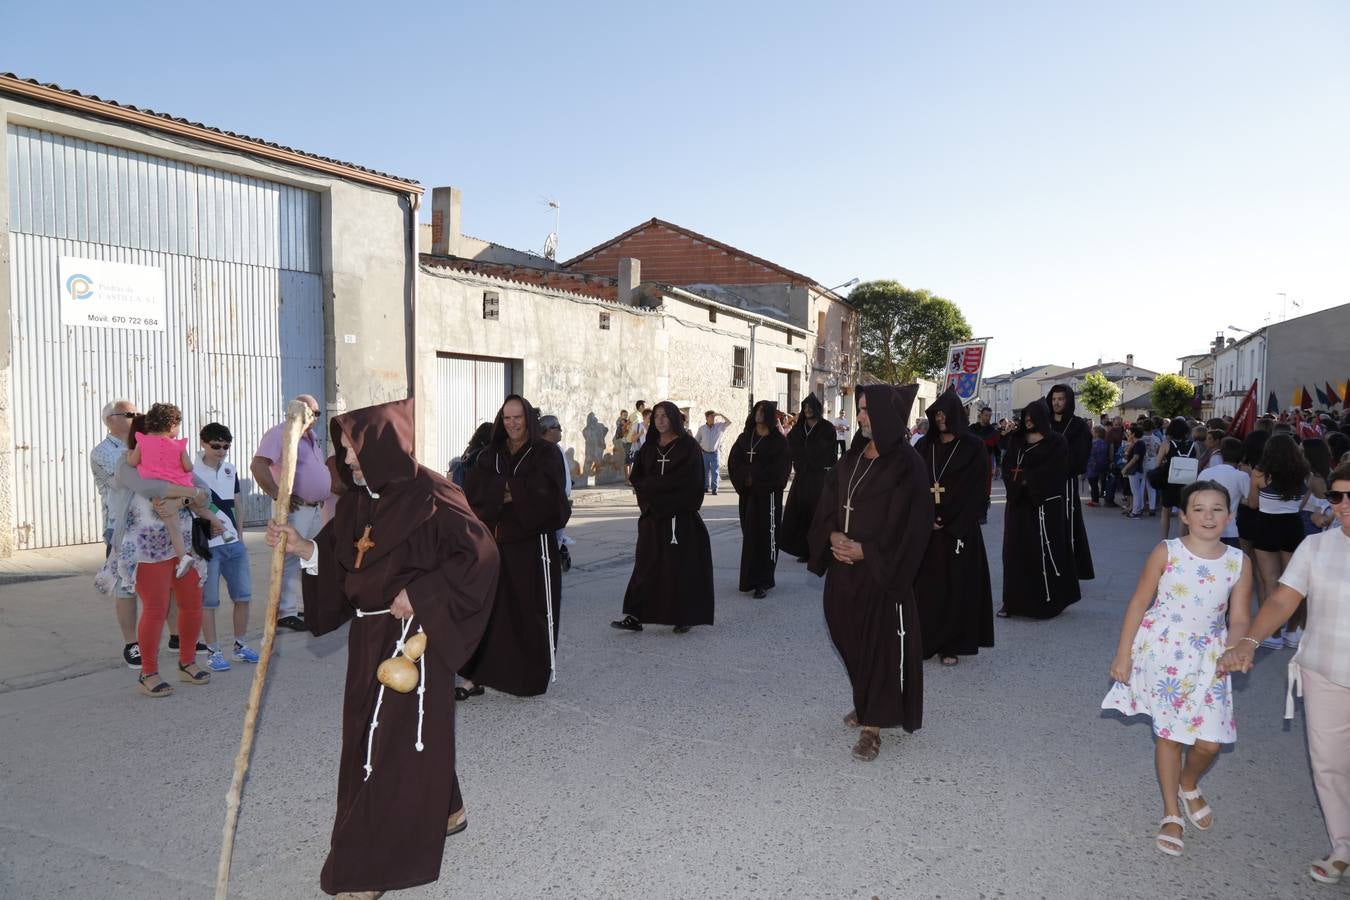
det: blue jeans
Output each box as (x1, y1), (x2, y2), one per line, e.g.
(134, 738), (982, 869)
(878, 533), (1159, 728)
(703, 450), (720, 492)
(204, 539), (252, 609)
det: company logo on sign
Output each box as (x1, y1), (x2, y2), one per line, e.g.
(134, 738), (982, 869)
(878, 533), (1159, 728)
(65, 273), (94, 301)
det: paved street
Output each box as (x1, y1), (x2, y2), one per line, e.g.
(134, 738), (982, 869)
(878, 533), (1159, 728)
(0, 481), (1332, 899)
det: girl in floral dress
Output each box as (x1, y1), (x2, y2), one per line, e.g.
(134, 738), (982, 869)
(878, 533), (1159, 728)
(1103, 480), (1254, 856)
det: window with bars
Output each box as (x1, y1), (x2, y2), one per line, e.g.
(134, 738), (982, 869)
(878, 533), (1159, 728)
(482, 291), (500, 320)
(732, 346), (747, 388)
(599, 312), (611, 330)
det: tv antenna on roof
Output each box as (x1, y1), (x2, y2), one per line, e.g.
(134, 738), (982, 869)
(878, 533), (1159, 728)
(543, 198), (560, 260)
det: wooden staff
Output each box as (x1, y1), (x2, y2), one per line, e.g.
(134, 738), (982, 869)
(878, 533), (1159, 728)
(215, 399), (316, 900)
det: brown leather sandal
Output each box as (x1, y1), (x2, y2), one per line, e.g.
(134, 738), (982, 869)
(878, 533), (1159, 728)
(446, 808), (468, 836)
(178, 662), (211, 685)
(851, 729), (881, 762)
(843, 710), (859, 728)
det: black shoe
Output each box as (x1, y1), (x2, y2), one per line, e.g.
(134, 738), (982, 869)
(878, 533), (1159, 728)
(454, 684), (485, 702)
(559, 545), (572, 572)
(123, 642), (141, 669)
(167, 634), (179, 651)
(610, 615), (643, 632)
(166, 635), (206, 653)
(752, 588), (767, 599)
(795, 555), (809, 563)
(276, 615), (307, 632)
(673, 625), (691, 634)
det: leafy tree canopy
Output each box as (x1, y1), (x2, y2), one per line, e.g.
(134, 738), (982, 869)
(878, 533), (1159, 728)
(1079, 371), (1121, 416)
(849, 280), (972, 383)
(1151, 373), (1195, 418)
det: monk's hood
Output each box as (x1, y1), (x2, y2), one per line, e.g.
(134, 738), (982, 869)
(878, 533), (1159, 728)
(331, 398), (420, 494)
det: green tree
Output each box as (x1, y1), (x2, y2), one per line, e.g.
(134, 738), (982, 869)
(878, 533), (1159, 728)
(1079, 371), (1121, 417)
(1150, 373), (1194, 418)
(849, 280), (972, 383)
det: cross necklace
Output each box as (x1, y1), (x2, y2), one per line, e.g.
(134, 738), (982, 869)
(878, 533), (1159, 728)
(656, 438), (676, 475)
(746, 434), (765, 462)
(930, 440), (959, 505)
(1011, 442), (1039, 482)
(354, 488), (381, 570)
(842, 453), (878, 533)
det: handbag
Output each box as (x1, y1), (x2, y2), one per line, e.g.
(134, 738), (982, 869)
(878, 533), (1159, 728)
(1166, 442), (1198, 485)
(191, 517), (215, 560)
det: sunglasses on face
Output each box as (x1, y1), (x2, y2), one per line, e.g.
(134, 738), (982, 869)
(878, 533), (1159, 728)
(1327, 490), (1350, 505)
(208, 442), (231, 450)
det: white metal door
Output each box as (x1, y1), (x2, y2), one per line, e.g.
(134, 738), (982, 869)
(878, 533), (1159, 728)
(435, 355), (510, 473)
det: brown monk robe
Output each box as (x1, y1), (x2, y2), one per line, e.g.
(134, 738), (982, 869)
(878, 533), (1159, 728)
(274, 398), (499, 897)
(460, 395), (571, 697)
(807, 383), (933, 761)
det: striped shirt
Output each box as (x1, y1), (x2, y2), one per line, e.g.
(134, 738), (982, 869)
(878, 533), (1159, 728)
(1280, 527), (1350, 688)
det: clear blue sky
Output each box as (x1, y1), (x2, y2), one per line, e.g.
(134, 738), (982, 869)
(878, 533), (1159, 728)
(5, 2), (1348, 376)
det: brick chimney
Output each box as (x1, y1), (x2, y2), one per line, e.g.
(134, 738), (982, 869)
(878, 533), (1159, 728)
(618, 257), (641, 305)
(1126, 353), (1134, 369)
(430, 186), (463, 256)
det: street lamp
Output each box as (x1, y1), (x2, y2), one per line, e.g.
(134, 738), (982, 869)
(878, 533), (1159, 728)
(823, 278), (859, 297)
(1225, 324), (1252, 334)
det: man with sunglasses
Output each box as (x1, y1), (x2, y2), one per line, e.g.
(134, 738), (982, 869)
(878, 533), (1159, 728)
(1220, 461), (1350, 885)
(91, 399), (142, 668)
(194, 423), (259, 672)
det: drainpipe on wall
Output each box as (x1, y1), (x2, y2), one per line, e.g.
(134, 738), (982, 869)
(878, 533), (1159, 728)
(747, 321), (758, 411)
(407, 190), (420, 422)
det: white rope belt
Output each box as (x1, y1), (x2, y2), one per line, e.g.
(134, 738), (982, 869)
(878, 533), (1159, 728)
(670, 516), (679, 545)
(768, 494), (777, 562)
(1037, 503), (1062, 603)
(540, 535), (558, 683)
(895, 602), (907, 693)
(361, 615), (427, 782)
(1285, 660), (1303, 720)
(355, 608), (392, 617)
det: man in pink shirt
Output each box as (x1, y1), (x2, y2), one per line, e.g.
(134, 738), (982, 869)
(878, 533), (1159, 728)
(251, 394), (332, 630)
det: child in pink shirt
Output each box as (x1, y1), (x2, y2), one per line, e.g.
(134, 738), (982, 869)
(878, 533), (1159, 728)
(127, 402), (197, 576)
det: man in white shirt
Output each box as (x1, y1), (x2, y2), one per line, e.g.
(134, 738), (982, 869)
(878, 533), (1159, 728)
(695, 410), (732, 494)
(90, 398), (141, 669)
(833, 412), (849, 455)
(541, 415), (574, 569)
(909, 418), (928, 446)
(1202, 437), (1250, 547)
(1221, 461), (1350, 885)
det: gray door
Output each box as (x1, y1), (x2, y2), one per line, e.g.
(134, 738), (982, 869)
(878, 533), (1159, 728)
(435, 355), (510, 474)
(6, 125), (325, 547)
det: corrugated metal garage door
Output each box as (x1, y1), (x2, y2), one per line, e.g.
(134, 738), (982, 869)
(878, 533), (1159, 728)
(6, 125), (325, 548)
(435, 355), (510, 474)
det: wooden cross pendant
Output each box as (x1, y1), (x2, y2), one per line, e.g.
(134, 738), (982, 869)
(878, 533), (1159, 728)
(1010, 465), (1022, 481)
(930, 482), (945, 504)
(354, 525), (376, 570)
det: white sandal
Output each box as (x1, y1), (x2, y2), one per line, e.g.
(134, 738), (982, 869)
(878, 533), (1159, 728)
(1310, 855), (1349, 884)
(1178, 786), (1213, 830)
(1156, 816), (1185, 856)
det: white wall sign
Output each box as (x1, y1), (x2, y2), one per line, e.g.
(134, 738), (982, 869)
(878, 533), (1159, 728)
(59, 257), (166, 331)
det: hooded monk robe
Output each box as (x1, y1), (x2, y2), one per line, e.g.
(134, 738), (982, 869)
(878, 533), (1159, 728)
(913, 387), (995, 659)
(808, 383), (932, 731)
(779, 393), (839, 559)
(301, 398), (499, 896)
(728, 400), (791, 592)
(1045, 383), (1095, 580)
(461, 395), (571, 696)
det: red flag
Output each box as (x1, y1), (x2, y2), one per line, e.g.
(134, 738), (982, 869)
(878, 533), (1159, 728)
(1301, 386), (1314, 410)
(1227, 380), (1259, 439)
(1327, 381), (1341, 407)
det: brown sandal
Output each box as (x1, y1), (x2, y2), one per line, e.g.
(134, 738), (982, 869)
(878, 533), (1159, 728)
(446, 808), (468, 836)
(137, 672), (174, 697)
(178, 662), (211, 685)
(851, 729), (881, 762)
(843, 710), (859, 728)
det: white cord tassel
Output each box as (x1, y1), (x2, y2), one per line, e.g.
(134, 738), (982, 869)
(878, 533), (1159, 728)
(955, 538), (964, 556)
(415, 626), (426, 752)
(895, 603), (907, 693)
(540, 534), (557, 683)
(768, 493), (777, 562)
(670, 515), (678, 545)
(1037, 499), (1062, 603)
(363, 616), (413, 781)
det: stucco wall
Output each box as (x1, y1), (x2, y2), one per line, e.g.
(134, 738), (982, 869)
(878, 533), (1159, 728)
(1265, 304), (1350, 411)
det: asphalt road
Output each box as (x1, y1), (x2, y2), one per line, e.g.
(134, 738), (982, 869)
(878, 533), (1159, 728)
(0, 482), (1331, 899)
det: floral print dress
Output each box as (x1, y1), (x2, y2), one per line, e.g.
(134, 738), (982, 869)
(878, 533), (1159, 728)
(1101, 539), (1241, 745)
(95, 493), (205, 597)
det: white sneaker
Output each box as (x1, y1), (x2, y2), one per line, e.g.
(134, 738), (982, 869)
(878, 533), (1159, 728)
(1261, 633), (1286, 650)
(1284, 628), (1303, 649)
(174, 555), (194, 578)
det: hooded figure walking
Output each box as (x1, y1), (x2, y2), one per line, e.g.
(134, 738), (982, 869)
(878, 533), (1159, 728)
(912, 387), (995, 666)
(1046, 383), (1095, 580)
(1000, 399), (1081, 618)
(266, 398), (499, 898)
(459, 395), (571, 698)
(808, 384), (932, 762)
(728, 400), (791, 598)
(778, 393), (839, 562)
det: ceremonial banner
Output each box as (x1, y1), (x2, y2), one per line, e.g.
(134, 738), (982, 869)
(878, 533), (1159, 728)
(943, 340), (988, 403)
(1227, 380), (1258, 439)
(59, 257), (166, 331)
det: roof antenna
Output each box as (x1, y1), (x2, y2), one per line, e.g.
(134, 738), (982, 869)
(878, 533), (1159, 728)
(543, 198), (560, 260)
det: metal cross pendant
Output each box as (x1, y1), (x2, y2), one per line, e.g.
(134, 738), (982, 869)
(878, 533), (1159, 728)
(657, 456), (669, 475)
(354, 525), (375, 570)
(843, 499), (854, 533)
(746, 448), (756, 462)
(930, 482), (945, 504)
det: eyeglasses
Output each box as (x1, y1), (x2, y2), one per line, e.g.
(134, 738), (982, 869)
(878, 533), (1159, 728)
(1327, 490), (1350, 505)
(208, 442), (231, 450)
(116, 412), (137, 419)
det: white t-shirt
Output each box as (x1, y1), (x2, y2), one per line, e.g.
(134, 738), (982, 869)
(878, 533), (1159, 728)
(833, 416), (848, 437)
(1280, 527), (1350, 687)
(695, 421), (729, 453)
(1202, 463), (1250, 539)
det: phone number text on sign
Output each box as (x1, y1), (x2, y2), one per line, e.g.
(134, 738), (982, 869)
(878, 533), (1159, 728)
(58, 257), (167, 332)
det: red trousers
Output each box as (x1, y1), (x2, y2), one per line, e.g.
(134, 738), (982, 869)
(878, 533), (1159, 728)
(136, 558), (202, 675)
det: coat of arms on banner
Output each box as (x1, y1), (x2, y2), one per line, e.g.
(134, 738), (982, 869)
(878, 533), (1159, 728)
(943, 341), (988, 403)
